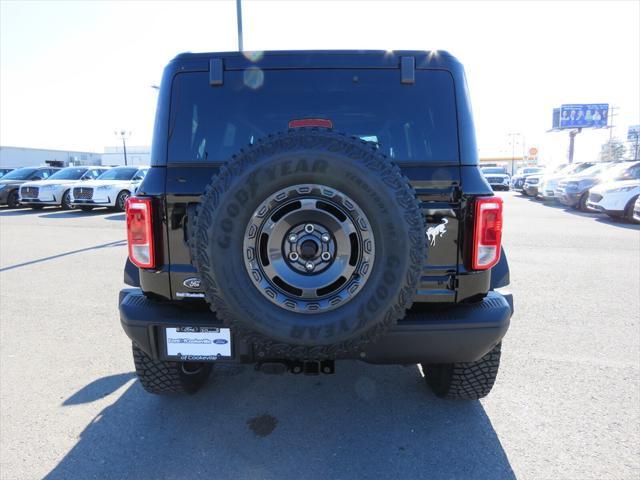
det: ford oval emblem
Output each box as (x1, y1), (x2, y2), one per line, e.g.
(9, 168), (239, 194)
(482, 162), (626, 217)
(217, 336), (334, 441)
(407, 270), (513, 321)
(213, 339), (228, 345)
(183, 277), (201, 289)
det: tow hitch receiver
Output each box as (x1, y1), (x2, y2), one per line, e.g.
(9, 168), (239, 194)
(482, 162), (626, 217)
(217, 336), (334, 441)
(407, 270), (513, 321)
(256, 360), (335, 375)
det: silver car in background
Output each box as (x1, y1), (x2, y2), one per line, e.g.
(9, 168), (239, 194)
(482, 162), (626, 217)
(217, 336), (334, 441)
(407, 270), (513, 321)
(538, 162), (595, 200)
(19, 166), (110, 210)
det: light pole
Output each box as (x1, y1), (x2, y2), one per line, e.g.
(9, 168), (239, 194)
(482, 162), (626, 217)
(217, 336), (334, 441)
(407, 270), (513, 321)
(114, 130), (131, 166)
(507, 133), (522, 176)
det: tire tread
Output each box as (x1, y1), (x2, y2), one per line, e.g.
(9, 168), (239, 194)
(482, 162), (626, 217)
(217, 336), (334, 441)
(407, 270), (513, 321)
(132, 343), (209, 395)
(423, 343), (501, 400)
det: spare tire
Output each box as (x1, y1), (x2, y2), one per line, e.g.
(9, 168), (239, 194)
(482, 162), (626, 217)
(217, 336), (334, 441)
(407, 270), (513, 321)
(190, 129), (426, 358)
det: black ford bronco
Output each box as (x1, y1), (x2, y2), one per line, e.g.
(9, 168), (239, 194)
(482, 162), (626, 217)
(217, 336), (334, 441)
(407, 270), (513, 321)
(120, 50), (513, 399)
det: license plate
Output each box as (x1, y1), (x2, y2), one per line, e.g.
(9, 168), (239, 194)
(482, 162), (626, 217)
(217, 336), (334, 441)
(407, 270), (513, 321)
(165, 327), (231, 360)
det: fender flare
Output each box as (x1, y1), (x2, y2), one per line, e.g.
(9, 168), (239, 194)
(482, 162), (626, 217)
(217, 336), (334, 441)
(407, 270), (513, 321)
(490, 247), (510, 289)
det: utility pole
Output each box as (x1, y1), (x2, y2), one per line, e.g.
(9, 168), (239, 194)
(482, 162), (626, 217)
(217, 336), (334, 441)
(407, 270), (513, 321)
(507, 133), (521, 175)
(607, 106), (618, 161)
(236, 0), (244, 52)
(114, 130), (131, 166)
(568, 128), (581, 164)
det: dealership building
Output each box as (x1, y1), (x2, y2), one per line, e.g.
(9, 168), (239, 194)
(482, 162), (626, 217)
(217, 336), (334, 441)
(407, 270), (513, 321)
(0, 145), (150, 169)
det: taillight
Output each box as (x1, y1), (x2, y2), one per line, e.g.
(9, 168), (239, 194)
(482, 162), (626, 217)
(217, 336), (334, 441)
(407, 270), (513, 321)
(126, 197), (155, 269)
(472, 196), (503, 270)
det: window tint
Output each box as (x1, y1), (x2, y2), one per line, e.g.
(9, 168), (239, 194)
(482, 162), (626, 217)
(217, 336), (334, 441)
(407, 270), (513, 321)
(168, 69), (459, 164)
(571, 163), (594, 174)
(49, 168), (88, 180)
(1, 168), (37, 180)
(578, 162), (614, 177)
(132, 169), (148, 181)
(87, 169), (105, 179)
(482, 167), (507, 174)
(601, 162), (640, 181)
(32, 170), (50, 179)
(96, 168), (138, 181)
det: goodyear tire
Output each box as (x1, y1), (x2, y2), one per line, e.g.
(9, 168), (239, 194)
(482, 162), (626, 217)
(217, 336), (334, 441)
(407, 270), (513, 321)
(190, 129), (425, 358)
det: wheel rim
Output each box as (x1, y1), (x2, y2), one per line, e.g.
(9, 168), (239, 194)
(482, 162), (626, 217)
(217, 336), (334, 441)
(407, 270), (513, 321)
(119, 193), (129, 210)
(243, 184), (375, 313)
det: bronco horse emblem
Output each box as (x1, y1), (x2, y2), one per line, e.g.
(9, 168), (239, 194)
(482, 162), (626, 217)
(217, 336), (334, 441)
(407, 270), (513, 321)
(426, 218), (449, 246)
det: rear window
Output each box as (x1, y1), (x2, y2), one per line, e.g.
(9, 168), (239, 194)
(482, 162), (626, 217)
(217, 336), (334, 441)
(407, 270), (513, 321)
(167, 69), (459, 164)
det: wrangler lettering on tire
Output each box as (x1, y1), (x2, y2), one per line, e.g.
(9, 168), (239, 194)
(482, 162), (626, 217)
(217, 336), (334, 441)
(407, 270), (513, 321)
(190, 129), (426, 358)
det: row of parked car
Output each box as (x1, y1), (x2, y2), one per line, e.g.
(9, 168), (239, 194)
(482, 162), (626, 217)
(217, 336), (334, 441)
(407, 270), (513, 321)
(508, 161), (640, 223)
(0, 165), (149, 211)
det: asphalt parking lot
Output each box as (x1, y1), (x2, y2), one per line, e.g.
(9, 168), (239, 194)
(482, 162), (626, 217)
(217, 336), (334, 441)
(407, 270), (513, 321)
(0, 192), (638, 480)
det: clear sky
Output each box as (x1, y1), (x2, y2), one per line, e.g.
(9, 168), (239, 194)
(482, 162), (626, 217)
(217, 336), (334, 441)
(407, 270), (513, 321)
(1, 0), (638, 165)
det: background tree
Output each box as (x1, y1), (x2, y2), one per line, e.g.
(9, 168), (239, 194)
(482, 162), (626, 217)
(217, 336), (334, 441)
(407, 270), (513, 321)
(599, 138), (626, 161)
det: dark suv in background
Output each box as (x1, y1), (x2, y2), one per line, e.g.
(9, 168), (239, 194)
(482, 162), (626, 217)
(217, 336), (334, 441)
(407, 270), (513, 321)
(119, 50), (513, 400)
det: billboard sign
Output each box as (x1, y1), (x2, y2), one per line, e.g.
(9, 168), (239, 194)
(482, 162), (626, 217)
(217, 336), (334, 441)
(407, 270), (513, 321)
(559, 104), (608, 129)
(628, 125), (640, 142)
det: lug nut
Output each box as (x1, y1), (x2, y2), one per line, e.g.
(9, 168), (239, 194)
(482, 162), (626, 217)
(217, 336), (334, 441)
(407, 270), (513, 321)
(304, 224), (315, 233)
(321, 233), (330, 242)
(288, 234), (297, 242)
(289, 252), (299, 261)
(305, 261), (314, 271)
(321, 252), (331, 261)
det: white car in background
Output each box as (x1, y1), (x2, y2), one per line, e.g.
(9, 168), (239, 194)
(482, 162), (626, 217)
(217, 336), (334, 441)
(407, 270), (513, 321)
(70, 166), (149, 212)
(587, 180), (640, 222)
(480, 166), (511, 191)
(19, 166), (110, 210)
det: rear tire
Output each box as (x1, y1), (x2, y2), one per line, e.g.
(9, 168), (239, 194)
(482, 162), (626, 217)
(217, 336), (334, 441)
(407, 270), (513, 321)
(132, 343), (212, 395)
(422, 343), (502, 399)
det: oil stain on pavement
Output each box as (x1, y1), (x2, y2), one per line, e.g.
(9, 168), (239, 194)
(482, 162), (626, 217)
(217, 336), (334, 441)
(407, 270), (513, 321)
(247, 413), (278, 437)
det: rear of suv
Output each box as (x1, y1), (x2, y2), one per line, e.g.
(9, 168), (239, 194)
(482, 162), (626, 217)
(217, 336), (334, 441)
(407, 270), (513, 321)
(119, 50), (513, 399)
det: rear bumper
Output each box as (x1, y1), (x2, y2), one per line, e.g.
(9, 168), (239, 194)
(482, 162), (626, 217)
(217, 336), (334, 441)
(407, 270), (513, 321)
(119, 288), (513, 364)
